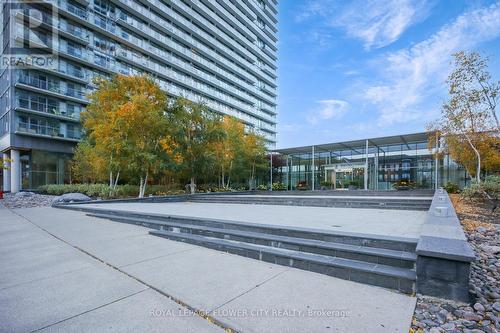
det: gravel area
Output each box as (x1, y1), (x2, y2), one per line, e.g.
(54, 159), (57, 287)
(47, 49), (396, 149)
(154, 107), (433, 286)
(411, 196), (500, 333)
(1, 192), (57, 209)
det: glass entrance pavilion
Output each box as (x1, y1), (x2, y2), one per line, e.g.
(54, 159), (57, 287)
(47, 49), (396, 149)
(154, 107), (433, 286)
(272, 132), (468, 191)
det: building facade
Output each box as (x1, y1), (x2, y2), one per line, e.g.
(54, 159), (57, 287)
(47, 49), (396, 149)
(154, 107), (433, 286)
(272, 132), (469, 191)
(1, 0), (278, 192)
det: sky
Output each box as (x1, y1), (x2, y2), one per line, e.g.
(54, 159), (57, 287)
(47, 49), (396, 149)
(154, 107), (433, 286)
(276, 0), (500, 148)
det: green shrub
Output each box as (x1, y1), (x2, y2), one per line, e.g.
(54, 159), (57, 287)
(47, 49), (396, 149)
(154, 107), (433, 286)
(256, 184), (268, 191)
(320, 181), (332, 188)
(444, 182), (460, 194)
(461, 175), (500, 200)
(271, 182), (287, 191)
(38, 184), (186, 198)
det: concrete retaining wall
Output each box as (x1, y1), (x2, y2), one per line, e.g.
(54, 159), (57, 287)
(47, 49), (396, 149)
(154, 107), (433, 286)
(416, 189), (475, 302)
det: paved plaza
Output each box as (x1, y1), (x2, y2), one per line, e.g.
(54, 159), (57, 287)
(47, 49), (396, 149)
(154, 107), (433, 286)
(77, 201), (427, 238)
(0, 204), (417, 332)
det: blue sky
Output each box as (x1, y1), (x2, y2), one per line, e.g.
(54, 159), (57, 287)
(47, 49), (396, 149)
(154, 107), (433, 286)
(276, 0), (500, 148)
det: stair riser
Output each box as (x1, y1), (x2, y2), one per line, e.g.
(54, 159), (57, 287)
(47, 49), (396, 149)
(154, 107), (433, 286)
(95, 214), (417, 252)
(165, 226), (415, 269)
(153, 232), (415, 293)
(100, 215), (416, 252)
(189, 198), (431, 211)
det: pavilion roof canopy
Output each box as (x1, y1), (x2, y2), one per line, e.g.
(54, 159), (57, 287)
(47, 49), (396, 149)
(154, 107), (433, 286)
(273, 132), (430, 155)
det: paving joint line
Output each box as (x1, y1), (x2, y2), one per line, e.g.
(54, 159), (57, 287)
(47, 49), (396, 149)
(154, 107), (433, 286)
(208, 268), (289, 314)
(118, 248), (196, 268)
(10, 208), (240, 333)
(30, 289), (149, 332)
(0, 265), (93, 292)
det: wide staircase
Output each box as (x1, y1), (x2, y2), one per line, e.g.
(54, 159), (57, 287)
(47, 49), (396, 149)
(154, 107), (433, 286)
(88, 209), (418, 293)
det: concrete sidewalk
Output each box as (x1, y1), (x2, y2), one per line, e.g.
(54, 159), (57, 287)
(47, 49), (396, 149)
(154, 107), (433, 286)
(1, 206), (417, 332)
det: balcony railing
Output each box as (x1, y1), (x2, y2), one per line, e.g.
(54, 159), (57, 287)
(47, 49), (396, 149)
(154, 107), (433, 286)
(58, 0), (88, 19)
(17, 121), (82, 140)
(17, 76), (87, 101)
(17, 97), (80, 120)
(17, 75), (60, 92)
(17, 121), (60, 137)
(66, 129), (81, 139)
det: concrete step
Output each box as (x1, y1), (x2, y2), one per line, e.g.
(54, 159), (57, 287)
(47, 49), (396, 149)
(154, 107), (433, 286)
(188, 196), (431, 211)
(150, 229), (416, 293)
(88, 211), (418, 252)
(90, 212), (416, 269)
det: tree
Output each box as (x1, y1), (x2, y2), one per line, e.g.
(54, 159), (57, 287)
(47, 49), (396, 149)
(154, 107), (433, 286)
(450, 51), (499, 131)
(213, 116), (246, 188)
(428, 51), (499, 183)
(242, 131), (268, 189)
(71, 139), (106, 184)
(163, 98), (224, 194)
(80, 75), (170, 197)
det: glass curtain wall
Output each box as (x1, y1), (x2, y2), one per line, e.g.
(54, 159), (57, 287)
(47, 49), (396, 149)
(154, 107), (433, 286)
(274, 137), (468, 190)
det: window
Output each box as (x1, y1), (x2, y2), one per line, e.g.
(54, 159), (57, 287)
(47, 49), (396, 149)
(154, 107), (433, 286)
(94, 0), (115, 17)
(257, 17), (265, 29)
(257, 38), (265, 49)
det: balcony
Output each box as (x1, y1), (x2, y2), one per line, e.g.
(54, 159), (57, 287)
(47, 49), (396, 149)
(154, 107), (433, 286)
(58, 22), (90, 44)
(16, 121), (81, 141)
(16, 97), (81, 121)
(57, 0), (89, 20)
(16, 76), (87, 103)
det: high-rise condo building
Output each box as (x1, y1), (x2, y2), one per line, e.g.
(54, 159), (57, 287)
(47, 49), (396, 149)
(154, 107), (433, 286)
(0, 0), (278, 192)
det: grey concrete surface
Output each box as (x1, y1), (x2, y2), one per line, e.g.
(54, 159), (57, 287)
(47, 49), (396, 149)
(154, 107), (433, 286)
(1, 206), (417, 332)
(122, 248), (289, 312)
(0, 207), (224, 333)
(214, 268), (417, 333)
(77, 201), (426, 238)
(37, 289), (222, 333)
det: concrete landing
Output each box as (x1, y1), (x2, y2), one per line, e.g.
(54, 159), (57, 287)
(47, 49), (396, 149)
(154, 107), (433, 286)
(1, 206), (417, 332)
(76, 201), (426, 238)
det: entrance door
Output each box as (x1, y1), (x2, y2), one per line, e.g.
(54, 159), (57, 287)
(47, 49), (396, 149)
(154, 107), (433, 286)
(325, 164), (365, 189)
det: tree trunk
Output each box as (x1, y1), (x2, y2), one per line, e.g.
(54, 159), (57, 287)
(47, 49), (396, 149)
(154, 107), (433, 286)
(139, 177), (144, 198)
(189, 177), (196, 194)
(113, 171), (120, 191)
(221, 167), (225, 189)
(226, 161), (233, 188)
(464, 133), (481, 183)
(141, 171), (148, 198)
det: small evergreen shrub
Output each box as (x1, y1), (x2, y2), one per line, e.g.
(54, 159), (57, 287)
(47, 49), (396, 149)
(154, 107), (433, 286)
(271, 182), (287, 191)
(443, 182), (460, 194)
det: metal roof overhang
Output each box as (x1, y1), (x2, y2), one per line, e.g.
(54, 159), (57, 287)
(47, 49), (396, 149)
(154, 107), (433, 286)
(273, 132), (431, 155)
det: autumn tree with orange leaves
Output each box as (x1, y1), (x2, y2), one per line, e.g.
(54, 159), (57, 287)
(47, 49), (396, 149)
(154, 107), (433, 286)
(428, 51), (499, 183)
(78, 75), (171, 197)
(72, 75), (270, 196)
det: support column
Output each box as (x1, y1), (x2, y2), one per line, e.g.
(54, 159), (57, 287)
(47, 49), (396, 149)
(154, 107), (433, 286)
(10, 149), (20, 193)
(2, 153), (11, 192)
(286, 155), (291, 190)
(364, 140), (369, 190)
(311, 146), (315, 191)
(269, 152), (273, 191)
(434, 135), (439, 190)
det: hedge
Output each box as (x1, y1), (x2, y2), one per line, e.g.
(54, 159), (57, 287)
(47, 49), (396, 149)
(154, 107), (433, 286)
(37, 184), (186, 199)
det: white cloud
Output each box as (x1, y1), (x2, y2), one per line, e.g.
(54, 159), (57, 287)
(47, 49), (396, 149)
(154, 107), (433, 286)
(334, 0), (428, 50)
(363, 3), (500, 126)
(307, 99), (348, 124)
(298, 0), (429, 50)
